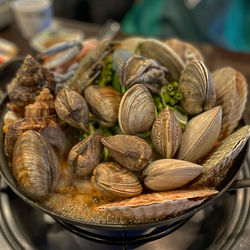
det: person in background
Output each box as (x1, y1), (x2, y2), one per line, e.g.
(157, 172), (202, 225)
(121, 0), (250, 53)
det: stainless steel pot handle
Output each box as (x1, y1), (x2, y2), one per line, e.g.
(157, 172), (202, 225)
(227, 178), (250, 191)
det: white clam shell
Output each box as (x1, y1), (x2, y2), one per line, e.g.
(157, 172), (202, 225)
(178, 106), (222, 163)
(143, 159), (203, 191)
(98, 189), (217, 220)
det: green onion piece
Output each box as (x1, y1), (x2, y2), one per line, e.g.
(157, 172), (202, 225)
(104, 147), (109, 161)
(167, 84), (174, 92)
(112, 73), (121, 92)
(121, 85), (126, 94)
(169, 91), (175, 96)
(160, 86), (167, 107)
(175, 92), (183, 100)
(154, 105), (158, 118)
(173, 81), (178, 89)
(164, 92), (171, 103)
(89, 123), (95, 134)
(170, 98), (176, 106)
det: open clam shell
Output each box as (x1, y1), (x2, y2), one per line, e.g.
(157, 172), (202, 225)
(177, 106), (222, 163)
(179, 60), (216, 115)
(196, 125), (250, 187)
(118, 84), (155, 134)
(138, 39), (185, 81)
(151, 106), (182, 158)
(98, 189), (217, 220)
(143, 159), (203, 191)
(164, 38), (204, 65)
(212, 67), (247, 140)
(101, 135), (152, 171)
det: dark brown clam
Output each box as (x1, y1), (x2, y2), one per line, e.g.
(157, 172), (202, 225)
(13, 130), (60, 200)
(101, 135), (152, 171)
(84, 85), (121, 127)
(55, 88), (89, 131)
(7, 55), (56, 108)
(68, 131), (103, 177)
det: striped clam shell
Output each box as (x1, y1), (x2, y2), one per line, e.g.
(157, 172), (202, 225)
(164, 38), (204, 65)
(151, 106), (182, 158)
(177, 106), (222, 163)
(212, 67), (247, 140)
(98, 189), (217, 220)
(196, 125), (250, 187)
(179, 60), (216, 115)
(118, 84), (155, 135)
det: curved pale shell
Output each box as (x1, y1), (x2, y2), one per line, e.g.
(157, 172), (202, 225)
(13, 130), (60, 199)
(84, 85), (121, 127)
(55, 88), (89, 131)
(212, 67), (247, 139)
(151, 106), (182, 158)
(121, 37), (146, 53)
(98, 189), (217, 220)
(179, 60), (216, 115)
(178, 106), (222, 163)
(25, 88), (55, 118)
(101, 135), (152, 171)
(197, 125), (250, 187)
(91, 162), (142, 198)
(164, 39), (204, 65)
(138, 39), (185, 81)
(143, 159), (203, 191)
(118, 84), (155, 134)
(68, 131), (103, 177)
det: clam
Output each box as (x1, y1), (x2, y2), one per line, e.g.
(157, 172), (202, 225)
(212, 67), (247, 139)
(55, 88), (89, 131)
(196, 125), (250, 187)
(7, 55), (55, 108)
(101, 135), (152, 171)
(91, 162), (142, 198)
(178, 106), (222, 163)
(151, 106), (182, 158)
(164, 38), (204, 65)
(179, 60), (216, 115)
(137, 39), (185, 81)
(98, 189), (218, 220)
(121, 55), (167, 93)
(13, 130), (60, 199)
(118, 84), (155, 134)
(68, 131), (103, 177)
(25, 88), (55, 118)
(143, 159), (203, 191)
(84, 85), (121, 127)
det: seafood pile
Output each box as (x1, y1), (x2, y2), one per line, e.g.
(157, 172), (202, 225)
(2, 37), (250, 224)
